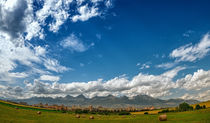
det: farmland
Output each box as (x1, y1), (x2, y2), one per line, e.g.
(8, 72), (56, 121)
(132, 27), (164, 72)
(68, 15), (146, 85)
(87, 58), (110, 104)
(0, 100), (210, 123)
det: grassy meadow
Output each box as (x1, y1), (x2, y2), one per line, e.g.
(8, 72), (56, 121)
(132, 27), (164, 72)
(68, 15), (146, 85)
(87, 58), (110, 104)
(0, 100), (210, 123)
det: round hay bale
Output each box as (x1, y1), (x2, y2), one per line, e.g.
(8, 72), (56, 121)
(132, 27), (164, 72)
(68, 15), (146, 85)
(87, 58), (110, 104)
(75, 114), (80, 118)
(159, 114), (167, 121)
(89, 116), (94, 119)
(37, 111), (42, 115)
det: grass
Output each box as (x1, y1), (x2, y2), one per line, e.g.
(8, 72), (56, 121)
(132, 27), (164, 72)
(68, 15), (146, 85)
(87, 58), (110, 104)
(0, 100), (210, 123)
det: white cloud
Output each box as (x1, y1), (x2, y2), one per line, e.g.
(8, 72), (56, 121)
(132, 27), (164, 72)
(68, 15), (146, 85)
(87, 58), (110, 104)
(162, 66), (185, 78)
(181, 90), (210, 101)
(136, 62), (141, 66)
(0, 86), (24, 99)
(25, 21), (44, 40)
(105, 0), (112, 8)
(2, 66), (210, 101)
(0, 37), (41, 73)
(156, 62), (177, 69)
(36, 0), (71, 33)
(40, 75), (60, 82)
(16, 67), (185, 99)
(0, 0), (113, 83)
(8, 72), (28, 78)
(72, 4), (99, 22)
(0, 35), (67, 82)
(1, 0), (112, 41)
(43, 59), (69, 73)
(34, 46), (47, 56)
(137, 62), (151, 70)
(60, 34), (89, 52)
(139, 63), (150, 70)
(170, 33), (210, 62)
(176, 69), (210, 90)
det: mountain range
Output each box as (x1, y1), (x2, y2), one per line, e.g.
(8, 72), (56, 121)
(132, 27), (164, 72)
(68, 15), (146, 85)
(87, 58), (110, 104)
(12, 94), (199, 108)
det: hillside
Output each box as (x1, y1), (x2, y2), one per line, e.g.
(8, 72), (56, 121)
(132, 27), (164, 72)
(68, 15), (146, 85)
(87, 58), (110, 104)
(192, 100), (210, 108)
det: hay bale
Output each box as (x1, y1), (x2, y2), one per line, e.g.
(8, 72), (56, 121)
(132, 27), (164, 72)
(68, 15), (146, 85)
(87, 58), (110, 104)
(159, 114), (167, 121)
(75, 114), (80, 118)
(15, 107), (19, 109)
(89, 116), (94, 119)
(37, 111), (42, 115)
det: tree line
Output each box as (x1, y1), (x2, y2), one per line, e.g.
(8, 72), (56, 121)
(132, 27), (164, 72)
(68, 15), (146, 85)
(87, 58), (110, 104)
(159, 102), (206, 113)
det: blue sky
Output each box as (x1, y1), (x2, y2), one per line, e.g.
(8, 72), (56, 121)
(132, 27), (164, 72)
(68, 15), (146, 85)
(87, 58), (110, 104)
(0, 0), (210, 100)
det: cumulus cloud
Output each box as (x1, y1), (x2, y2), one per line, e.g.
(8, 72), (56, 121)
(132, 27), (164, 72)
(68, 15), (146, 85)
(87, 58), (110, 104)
(35, 0), (71, 32)
(0, 86), (24, 99)
(40, 75), (60, 82)
(0, 0), (112, 83)
(0, 0), (112, 40)
(0, 0), (28, 39)
(2, 66), (210, 101)
(72, 4), (99, 22)
(5, 66), (184, 99)
(170, 33), (210, 62)
(176, 69), (210, 90)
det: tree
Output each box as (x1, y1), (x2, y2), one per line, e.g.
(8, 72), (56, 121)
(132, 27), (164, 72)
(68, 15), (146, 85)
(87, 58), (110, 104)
(195, 104), (202, 110)
(179, 102), (193, 111)
(202, 105), (206, 109)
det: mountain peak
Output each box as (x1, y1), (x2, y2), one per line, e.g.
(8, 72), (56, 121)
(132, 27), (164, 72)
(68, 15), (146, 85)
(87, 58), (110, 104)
(65, 95), (73, 99)
(76, 94), (86, 98)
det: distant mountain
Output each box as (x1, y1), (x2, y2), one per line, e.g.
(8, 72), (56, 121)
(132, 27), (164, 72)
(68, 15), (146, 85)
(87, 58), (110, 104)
(13, 94), (199, 108)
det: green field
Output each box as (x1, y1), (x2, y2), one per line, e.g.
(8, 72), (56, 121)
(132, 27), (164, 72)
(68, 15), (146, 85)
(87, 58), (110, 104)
(0, 101), (210, 123)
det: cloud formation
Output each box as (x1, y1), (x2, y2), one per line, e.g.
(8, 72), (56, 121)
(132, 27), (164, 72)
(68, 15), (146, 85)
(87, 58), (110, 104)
(72, 4), (99, 22)
(181, 90), (210, 101)
(0, 0), (27, 39)
(40, 75), (60, 82)
(170, 33), (210, 62)
(176, 69), (210, 90)
(0, 0), (111, 83)
(1, 65), (210, 101)
(1, 67), (186, 99)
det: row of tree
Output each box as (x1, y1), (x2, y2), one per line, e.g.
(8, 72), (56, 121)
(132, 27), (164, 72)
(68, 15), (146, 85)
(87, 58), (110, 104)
(159, 102), (206, 113)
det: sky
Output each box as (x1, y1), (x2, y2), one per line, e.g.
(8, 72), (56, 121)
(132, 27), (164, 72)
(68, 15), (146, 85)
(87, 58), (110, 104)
(0, 0), (210, 101)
